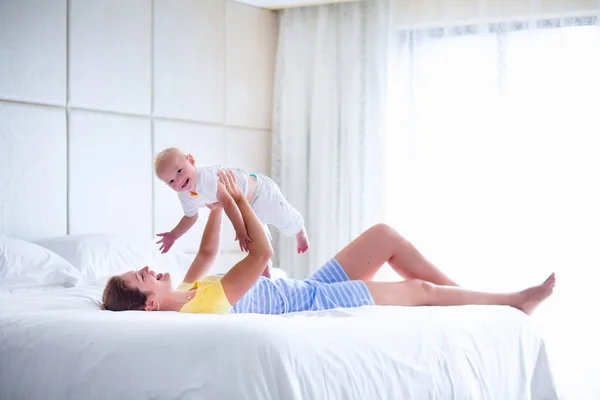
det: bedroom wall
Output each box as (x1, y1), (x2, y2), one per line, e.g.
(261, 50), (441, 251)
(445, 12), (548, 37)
(0, 0), (277, 270)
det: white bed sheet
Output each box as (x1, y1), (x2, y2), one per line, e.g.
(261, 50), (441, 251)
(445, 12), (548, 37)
(0, 279), (559, 400)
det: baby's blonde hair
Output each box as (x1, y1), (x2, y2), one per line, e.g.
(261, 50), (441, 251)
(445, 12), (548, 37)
(154, 147), (186, 174)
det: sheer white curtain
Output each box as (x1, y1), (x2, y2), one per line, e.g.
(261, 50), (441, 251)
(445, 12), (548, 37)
(274, 0), (599, 395)
(272, 0), (391, 278)
(382, 1), (600, 398)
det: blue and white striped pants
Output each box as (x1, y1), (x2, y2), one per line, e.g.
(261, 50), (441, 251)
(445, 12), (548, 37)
(231, 258), (374, 314)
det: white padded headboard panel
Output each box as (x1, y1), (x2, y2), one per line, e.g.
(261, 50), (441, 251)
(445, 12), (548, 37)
(153, 0), (225, 123)
(225, 127), (271, 176)
(0, 102), (67, 240)
(69, 0), (151, 115)
(0, 0), (66, 106)
(68, 110), (152, 238)
(1, 0), (276, 273)
(225, 0), (277, 129)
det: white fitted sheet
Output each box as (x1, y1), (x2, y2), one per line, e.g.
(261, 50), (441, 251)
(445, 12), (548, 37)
(0, 279), (559, 400)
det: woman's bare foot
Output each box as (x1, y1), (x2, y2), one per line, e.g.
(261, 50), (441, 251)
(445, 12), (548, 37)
(296, 228), (310, 254)
(515, 273), (556, 315)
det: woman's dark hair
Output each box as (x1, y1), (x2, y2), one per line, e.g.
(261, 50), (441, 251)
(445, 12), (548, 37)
(102, 276), (147, 311)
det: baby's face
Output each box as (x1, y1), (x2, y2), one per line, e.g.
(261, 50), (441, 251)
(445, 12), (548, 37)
(156, 154), (196, 193)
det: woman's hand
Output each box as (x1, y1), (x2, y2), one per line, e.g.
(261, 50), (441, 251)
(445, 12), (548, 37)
(217, 169), (243, 202)
(217, 169), (252, 250)
(206, 202), (222, 210)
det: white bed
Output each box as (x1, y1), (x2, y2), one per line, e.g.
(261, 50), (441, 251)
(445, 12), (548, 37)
(0, 278), (560, 400)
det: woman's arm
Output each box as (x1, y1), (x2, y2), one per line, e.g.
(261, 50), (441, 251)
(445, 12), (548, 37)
(182, 207), (223, 283)
(216, 182), (251, 252)
(218, 170), (273, 305)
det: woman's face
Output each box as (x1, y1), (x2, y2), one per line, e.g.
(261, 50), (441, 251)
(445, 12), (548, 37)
(120, 266), (172, 308)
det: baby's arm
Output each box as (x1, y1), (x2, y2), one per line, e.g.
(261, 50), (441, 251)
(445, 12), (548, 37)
(156, 213), (198, 254)
(216, 181), (252, 252)
(171, 214), (198, 238)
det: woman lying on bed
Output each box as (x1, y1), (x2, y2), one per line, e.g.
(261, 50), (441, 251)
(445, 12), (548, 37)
(102, 170), (555, 315)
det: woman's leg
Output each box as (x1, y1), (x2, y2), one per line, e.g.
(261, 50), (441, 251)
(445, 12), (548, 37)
(364, 273), (555, 315)
(335, 224), (459, 286)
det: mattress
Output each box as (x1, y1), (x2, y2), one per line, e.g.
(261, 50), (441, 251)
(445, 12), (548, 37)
(0, 279), (559, 400)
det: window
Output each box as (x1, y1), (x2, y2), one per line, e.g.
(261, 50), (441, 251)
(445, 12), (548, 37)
(383, 16), (600, 395)
(384, 16), (599, 282)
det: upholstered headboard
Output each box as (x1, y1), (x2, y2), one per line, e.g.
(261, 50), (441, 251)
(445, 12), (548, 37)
(0, 0), (277, 272)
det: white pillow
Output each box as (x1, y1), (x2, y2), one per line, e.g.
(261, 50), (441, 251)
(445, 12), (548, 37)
(34, 234), (191, 281)
(0, 235), (82, 291)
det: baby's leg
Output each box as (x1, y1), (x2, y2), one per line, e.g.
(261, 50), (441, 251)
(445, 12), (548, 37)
(251, 175), (309, 254)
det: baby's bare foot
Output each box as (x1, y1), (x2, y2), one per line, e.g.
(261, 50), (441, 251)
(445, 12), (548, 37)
(516, 273), (556, 315)
(296, 228), (310, 254)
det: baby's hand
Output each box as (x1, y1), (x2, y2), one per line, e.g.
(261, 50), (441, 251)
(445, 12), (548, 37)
(235, 230), (252, 252)
(156, 232), (176, 254)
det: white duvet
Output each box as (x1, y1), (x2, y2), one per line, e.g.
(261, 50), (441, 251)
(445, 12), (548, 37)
(0, 279), (559, 400)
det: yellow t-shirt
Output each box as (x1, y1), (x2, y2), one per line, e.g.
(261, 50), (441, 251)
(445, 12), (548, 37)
(177, 276), (232, 315)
